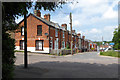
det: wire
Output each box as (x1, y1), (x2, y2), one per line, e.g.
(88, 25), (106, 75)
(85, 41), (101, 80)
(59, 0), (79, 14)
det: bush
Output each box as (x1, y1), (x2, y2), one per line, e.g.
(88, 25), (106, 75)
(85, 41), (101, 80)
(2, 31), (16, 79)
(91, 48), (95, 50)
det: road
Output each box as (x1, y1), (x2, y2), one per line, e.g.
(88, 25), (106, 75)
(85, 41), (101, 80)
(14, 52), (119, 78)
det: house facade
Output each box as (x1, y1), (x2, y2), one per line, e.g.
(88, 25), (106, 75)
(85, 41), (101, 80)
(15, 10), (96, 54)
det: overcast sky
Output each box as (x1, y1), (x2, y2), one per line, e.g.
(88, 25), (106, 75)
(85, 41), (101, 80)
(15, 0), (119, 41)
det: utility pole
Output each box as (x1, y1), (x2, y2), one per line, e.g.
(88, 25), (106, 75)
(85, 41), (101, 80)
(70, 12), (73, 55)
(102, 36), (103, 52)
(24, 3), (28, 68)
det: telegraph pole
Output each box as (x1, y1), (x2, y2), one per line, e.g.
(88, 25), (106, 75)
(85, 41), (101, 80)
(70, 12), (73, 55)
(102, 36), (103, 52)
(24, 3), (28, 68)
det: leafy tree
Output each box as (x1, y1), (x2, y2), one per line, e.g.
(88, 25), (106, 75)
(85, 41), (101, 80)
(112, 25), (120, 50)
(2, 2), (32, 79)
(93, 41), (102, 46)
(2, 1), (65, 79)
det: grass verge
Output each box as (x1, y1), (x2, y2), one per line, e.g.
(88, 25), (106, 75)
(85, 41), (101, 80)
(100, 50), (120, 58)
(14, 50), (24, 52)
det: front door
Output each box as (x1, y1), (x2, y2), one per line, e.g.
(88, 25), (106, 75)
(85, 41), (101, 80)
(20, 40), (24, 50)
(55, 38), (58, 50)
(36, 40), (43, 50)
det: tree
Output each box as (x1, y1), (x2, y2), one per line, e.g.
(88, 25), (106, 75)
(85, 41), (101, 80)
(2, 2), (32, 79)
(2, 1), (65, 79)
(112, 25), (120, 50)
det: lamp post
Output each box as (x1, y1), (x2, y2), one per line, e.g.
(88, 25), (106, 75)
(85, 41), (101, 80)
(24, 3), (28, 68)
(70, 12), (73, 55)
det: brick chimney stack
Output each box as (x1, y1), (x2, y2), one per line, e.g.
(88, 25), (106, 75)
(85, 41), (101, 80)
(44, 14), (50, 21)
(77, 33), (81, 38)
(61, 24), (67, 30)
(82, 36), (85, 39)
(34, 10), (41, 17)
(72, 30), (75, 33)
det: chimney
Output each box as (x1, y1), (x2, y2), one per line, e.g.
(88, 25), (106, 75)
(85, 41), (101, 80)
(72, 30), (75, 33)
(77, 33), (81, 37)
(82, 36), (85, 39)
(44, 14), (50, 21)
(61, 24), (67, 30)
(34, 10), (41, 17)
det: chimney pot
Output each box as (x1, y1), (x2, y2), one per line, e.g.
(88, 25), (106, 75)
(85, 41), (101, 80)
(77, 33), (81, 37)
(34, 10), (41, 17)
(44, 14), (50, 21)
(61, 24), (67, 30)
(72, 30), (75, 33)
(82, 36), (85, 39)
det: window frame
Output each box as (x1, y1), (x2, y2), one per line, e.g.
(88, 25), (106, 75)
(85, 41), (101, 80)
(63, 31), (65, 38)
(50, 37), (53, 49)
(20, 40), (24, 50)
(55, 29), (58, 37)
(21, 26), (24, 36)
(37, 25), (42, 36)
(35, 40), (44, 51)
(62, 41), (65, 48)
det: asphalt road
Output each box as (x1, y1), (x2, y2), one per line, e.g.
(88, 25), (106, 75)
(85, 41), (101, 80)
(14, 51), (119, 78)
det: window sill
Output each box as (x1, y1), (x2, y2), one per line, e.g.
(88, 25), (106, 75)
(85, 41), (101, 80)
(37, 35), (42, 36)
(20, 49), (24, 50)
(35, 49), (44, 51)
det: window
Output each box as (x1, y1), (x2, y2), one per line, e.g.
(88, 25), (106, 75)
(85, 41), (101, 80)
(37, 25), (42, 36)
(63, 31), (65, 38)
(21, 27), (24, 35)
(62, 41), (65, 48)
(55, 29), (58, 37)
(50, 37), (53, 49)
(36, 40), (43, 50)
(55, 38), (58, 49)
(75, 36), (76, 48)
(20, 40), (24, 50)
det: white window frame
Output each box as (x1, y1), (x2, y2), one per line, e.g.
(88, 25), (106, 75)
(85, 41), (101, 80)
(36, 40), (43, 50)
(75, 36), (76, 48)
(20, 40), (24, 50)
(50, 37), (53, 49)
(55, 29), (58, 37)
(63, 31), (65, 38)
(21, 27), (24, 35)
(62, 41), (65, 49)
(55, 38), (58, 50)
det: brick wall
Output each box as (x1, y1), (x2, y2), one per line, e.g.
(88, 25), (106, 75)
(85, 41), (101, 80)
(15, 14), (49, 48)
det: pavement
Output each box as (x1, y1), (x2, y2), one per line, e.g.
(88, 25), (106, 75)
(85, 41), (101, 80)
(13, 51), (119, 78)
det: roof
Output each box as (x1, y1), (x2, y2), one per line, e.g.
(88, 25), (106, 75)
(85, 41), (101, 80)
(18, 13), (60, 29)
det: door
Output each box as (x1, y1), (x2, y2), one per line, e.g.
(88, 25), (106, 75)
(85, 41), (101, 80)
(20, 40), (24, 50)
(55, 38), (58, 50)
(50, 37), (53, 49)
(36, 40), (43, 50)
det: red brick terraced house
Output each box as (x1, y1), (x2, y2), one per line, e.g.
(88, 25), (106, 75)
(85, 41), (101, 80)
(88, 40), (97, 51)
(15, 10), (82, 54)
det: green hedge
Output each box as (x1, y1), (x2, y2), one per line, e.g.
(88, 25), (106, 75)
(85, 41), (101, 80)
(2, 31), (16, 79)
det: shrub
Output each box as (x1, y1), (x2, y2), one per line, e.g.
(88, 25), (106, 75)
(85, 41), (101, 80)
(2, 31), (16, 79)
(91, 48), (95, 50)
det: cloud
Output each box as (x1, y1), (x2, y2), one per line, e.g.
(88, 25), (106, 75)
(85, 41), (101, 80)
(89, 28), (101, 34)
(77, 25), (118, 41)
(77, 28), (101, 35)
(67, 0), (118, 26)
(73, 20), (81, 27)
(102, 1), (118, 19)
(15, 0), (118, 41)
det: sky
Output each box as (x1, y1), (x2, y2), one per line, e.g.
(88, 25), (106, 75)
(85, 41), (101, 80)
(15, 0), (119, 41)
